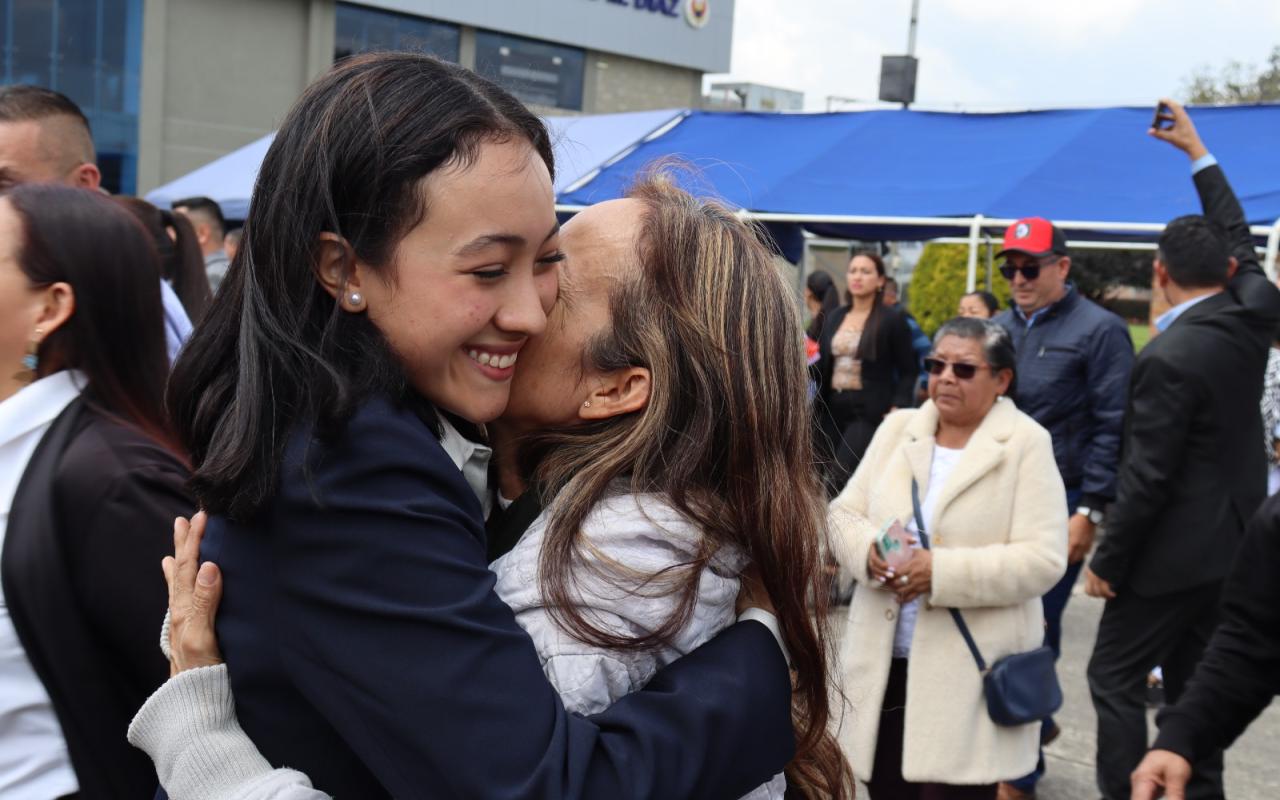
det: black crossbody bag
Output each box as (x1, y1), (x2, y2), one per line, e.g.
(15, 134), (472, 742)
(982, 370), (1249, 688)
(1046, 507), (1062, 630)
(911, 477), (1063, 726)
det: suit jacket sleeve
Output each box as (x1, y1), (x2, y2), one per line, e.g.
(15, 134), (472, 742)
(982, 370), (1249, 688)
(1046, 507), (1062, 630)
(268, 407), (793, 799)
(55, 430), (192, 693)
(1195, 163), (1280, 322)
(1090, 352), (1199, 587)
(1080, 316), (1134, 503)
(1153, 503), (1280, 763)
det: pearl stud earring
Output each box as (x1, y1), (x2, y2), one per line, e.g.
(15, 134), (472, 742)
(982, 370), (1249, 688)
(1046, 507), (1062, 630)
(349, 291), (363, 306)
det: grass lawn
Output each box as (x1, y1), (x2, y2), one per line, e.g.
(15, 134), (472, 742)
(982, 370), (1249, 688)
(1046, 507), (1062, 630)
(1129, 323), (1152, 352)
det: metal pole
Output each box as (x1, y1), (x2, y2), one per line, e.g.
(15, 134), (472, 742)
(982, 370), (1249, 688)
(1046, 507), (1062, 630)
(985, 233), (994, 290)
(906, 0), (921, 56)
(966, 214), (983, 292)
(798, 237), (810, 306)
(1266, 216), (1280, 282)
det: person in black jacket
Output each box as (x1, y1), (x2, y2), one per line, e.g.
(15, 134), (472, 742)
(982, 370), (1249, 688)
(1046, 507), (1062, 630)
(815, 250), (918, 495)
(0, 184), (192, 797)
(992, 216), (1134, 800)
(1130, 494), (1280, 800)
(1083, 98), (1280, 800)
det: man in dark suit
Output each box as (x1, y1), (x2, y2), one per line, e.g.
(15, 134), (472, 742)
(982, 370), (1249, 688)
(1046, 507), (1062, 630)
(1084, 98), (1280, 800)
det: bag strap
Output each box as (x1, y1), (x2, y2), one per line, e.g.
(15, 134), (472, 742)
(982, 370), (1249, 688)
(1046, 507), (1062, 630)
(911, 477), (988, 673)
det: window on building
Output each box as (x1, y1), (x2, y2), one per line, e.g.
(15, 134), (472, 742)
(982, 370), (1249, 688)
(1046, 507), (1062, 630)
(335, 3), (460, 64)
(474, 30), (584, 111)
(0, 0), (143, 195)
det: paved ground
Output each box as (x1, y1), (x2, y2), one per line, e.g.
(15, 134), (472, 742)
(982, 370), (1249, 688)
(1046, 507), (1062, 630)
(834, 575), (1280, 799)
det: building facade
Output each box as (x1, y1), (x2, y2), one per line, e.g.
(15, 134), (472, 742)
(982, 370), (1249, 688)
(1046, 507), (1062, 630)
(3, 0), (734, 195)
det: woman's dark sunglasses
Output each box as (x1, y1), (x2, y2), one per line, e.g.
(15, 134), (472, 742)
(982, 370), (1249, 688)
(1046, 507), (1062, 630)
(923, 357), (990, 380)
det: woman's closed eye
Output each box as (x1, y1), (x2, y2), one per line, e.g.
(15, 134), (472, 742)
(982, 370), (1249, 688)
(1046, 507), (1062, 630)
(535, 250), (567, 272)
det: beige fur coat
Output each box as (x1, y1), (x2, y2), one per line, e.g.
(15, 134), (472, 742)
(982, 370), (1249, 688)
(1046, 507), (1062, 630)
(828, 398), (1067, 785)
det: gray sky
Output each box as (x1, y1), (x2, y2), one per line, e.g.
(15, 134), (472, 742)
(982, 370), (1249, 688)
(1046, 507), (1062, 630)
(708, 0), (1280, 111)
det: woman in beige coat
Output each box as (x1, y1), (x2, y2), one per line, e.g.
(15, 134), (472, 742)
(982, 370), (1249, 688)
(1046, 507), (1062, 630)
(829, 317), (1068, 800)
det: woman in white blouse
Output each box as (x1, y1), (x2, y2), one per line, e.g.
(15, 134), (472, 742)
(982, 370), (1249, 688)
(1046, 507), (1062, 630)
(828, 317), (1068, 800)
(0, 184), (191, 797)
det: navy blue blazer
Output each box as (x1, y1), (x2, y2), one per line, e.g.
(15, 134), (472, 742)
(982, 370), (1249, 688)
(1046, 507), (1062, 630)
(200, 396), (794, 798)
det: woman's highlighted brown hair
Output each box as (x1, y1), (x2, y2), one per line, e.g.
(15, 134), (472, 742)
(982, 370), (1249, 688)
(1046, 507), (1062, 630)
(525, 172), (855, 798)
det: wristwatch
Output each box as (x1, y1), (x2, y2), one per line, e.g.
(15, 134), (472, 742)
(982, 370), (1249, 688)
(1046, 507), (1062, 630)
(1076, 506), (1104, 525)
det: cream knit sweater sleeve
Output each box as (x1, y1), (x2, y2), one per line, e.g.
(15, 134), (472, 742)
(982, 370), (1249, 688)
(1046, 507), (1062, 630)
(128, 665), (329, 800)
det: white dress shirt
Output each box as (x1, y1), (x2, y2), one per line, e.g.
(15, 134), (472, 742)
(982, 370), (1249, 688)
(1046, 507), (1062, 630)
(0, 371), (84, 798)
(436, 417), (493, 517)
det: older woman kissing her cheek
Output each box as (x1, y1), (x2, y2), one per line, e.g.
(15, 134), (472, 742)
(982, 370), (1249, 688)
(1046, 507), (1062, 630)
(132, 172), (854, 799)
(828, 317), (1067, 800)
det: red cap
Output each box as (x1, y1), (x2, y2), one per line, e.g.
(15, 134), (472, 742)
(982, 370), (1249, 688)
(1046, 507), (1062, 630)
(997, 217), (1068, 259)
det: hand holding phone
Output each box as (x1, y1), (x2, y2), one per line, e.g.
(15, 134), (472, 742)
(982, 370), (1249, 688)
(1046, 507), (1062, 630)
(1148, 98), (1209, 161)
(1151, 101), (1175, 132)
(876, 518), (914, 571)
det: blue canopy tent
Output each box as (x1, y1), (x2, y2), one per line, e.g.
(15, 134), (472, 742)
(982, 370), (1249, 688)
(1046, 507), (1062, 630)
(144, 108), (684, 221)
(557, 105), (1280, 281)
(146, 104), (1280, 284)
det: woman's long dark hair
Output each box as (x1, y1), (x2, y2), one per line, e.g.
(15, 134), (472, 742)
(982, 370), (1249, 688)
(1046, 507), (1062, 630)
(805, 270), (840, 340)
(8, 184), (179, 453)
(114, 196), (212, 323)
(167, 53), (554, 520)
(848, 249), (888, 362)
(522, 175), (854, 798)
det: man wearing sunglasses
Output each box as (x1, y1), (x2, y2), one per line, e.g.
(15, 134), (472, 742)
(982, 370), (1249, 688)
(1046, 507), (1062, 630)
(992, 217), (1135, 800)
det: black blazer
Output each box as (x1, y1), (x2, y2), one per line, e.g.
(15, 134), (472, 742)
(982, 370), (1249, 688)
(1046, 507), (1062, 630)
(2, 398), (191, 798)
(815, 302), (919, 418)
(201, 395), (793, 799)
(1090, 164), (1280, 597)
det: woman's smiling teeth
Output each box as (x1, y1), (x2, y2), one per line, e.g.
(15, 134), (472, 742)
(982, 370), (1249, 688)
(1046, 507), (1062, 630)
(468, 349), (518, 369)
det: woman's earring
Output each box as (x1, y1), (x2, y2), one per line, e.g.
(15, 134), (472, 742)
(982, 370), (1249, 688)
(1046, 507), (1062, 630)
(348, 291), (363, 309)
(14, 328), (42, 385)
(582, 400), (592, 408)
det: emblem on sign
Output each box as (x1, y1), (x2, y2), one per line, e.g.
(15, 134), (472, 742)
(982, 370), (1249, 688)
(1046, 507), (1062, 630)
(685, 0), (709, 28)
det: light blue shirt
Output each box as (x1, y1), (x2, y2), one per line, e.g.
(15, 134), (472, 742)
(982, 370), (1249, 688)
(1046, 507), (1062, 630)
(1191, 153), (1218, 175)
(160, 280), (193, 364)
(1155, 292), (1217, 333)
(1013, 303), (1053, 330)
(1152, 153), (1222, 334)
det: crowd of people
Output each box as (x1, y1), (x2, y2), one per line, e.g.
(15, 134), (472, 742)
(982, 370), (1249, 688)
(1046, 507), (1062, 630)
(0, 51), (1277, 800)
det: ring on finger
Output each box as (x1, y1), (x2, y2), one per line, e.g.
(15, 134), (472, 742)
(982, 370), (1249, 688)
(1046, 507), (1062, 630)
(898, 575), (909, 585)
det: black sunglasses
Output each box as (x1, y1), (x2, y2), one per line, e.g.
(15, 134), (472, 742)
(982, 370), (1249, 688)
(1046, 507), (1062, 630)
(923, 357), (990, 380)
(999, 256), (1060, 282)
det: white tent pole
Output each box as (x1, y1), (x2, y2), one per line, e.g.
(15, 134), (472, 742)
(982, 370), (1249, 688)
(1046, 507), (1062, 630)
(966, 215), (984, 292)
(1266, 217), (1280, 281)
(556, 207), (1280, 253)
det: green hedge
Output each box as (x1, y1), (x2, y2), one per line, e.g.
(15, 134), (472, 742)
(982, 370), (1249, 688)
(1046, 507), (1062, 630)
(907, 243), (1012, 339)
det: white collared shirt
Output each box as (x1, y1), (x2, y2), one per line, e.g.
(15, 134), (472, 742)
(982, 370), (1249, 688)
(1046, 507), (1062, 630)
(437, 417), (493, 518)
(0, 371), (84, 797)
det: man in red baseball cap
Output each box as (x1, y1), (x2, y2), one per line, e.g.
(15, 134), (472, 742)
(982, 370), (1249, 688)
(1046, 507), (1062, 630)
(992, 215), (1134, 800)
(996, 217), (1070, 315)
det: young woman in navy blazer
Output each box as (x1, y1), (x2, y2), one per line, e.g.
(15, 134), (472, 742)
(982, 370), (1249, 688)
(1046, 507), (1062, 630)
(153, 53), (795, 799)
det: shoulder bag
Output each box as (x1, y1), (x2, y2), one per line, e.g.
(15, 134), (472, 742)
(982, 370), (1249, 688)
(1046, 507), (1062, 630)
(912, 477), (1063, 727)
